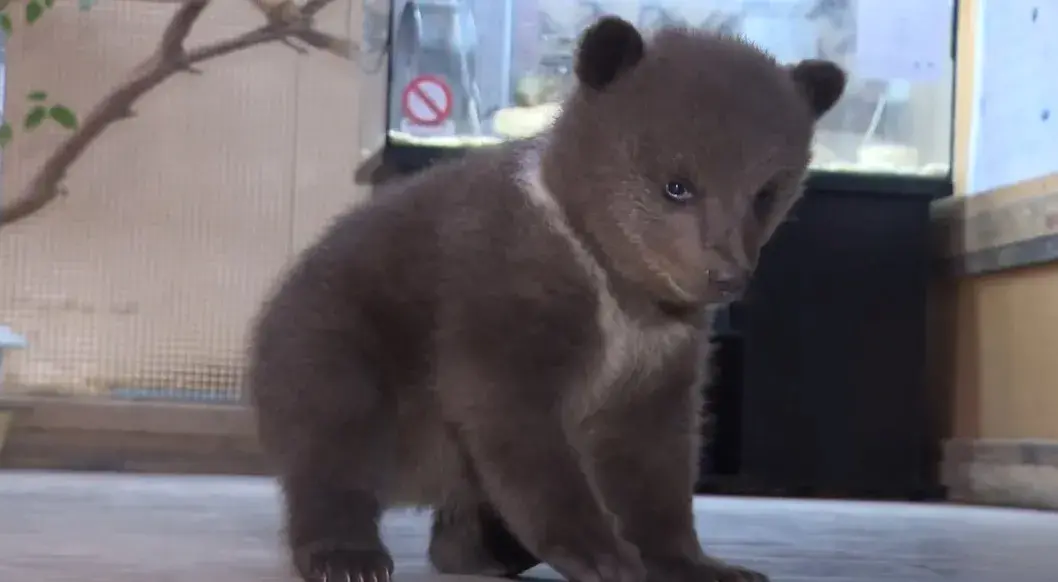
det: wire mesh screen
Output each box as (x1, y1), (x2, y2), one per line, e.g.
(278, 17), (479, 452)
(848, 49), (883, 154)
(0, 1), (366, 403)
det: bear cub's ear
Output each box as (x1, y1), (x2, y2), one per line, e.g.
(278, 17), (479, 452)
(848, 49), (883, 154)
(575, 16), (645, 91)
(789, 59), (847, 119)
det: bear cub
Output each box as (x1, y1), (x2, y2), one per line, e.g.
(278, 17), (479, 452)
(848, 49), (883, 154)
(247, 15), (845, 582)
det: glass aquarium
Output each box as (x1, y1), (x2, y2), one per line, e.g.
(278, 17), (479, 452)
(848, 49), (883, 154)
(358, 0), (956, 178)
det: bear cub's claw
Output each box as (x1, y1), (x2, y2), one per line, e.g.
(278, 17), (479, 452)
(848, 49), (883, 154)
(304, 548), (394, 582)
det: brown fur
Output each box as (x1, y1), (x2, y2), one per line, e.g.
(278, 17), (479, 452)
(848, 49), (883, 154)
(247, 16), (845, 582)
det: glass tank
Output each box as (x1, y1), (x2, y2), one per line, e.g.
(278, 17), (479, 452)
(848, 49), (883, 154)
(358, 0), (956, 178)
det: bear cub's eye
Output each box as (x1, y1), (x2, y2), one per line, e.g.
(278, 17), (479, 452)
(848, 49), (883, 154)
(664, 180), (695, 203)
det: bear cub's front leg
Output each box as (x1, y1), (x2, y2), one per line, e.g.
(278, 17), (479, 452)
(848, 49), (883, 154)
(440, 357), (647, 582)
(587, 356), (771, 582)
(280, 457), (394, 582)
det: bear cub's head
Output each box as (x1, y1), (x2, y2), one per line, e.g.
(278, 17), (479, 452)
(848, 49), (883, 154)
(538, 16), (846, 312)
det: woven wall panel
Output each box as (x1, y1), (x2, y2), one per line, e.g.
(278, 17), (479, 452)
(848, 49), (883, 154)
(0, 0), (367, 397)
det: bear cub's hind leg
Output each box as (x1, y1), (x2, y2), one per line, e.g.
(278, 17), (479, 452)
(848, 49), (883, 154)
(429, 496), (540, 577)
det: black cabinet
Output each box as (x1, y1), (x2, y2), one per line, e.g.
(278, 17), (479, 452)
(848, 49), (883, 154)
(701, 175), (950, 501)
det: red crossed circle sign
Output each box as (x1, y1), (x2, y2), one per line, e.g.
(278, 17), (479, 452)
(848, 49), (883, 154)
(401, 75), (453, 127)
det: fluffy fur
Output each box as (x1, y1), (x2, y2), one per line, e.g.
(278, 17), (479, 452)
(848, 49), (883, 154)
(247, 16), (845, 582)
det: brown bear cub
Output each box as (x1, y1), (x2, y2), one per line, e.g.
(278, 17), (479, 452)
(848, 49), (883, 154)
(247, 15), (845, 582)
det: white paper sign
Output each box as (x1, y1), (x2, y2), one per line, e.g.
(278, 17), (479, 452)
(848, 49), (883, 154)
(855, 0), (953, 81)
(969, 0), (1058, 193)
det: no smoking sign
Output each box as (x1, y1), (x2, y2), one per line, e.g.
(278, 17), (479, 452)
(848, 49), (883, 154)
(401, 75), (453, 128)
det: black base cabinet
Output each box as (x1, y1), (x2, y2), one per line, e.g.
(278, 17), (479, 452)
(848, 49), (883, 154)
(700, 175), (950, 501)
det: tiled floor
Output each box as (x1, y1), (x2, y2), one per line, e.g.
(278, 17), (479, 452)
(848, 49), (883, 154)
(2, 471), (1057, 582)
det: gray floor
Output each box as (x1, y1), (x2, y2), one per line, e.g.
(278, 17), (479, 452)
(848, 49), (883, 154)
(2, 471), (1057, 582)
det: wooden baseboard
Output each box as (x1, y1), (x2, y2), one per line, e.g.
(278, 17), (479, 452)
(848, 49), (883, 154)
(942, 438), (1058, 510)
(0, 395), (270, 475)
(10, 397), (1055, 511)
(0, 411), (12, 455)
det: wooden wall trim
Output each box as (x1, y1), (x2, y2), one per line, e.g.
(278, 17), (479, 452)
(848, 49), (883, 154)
(932, 174), (1058, 275)
(952, 0), (978, 195)
(0, 394), (256, 437)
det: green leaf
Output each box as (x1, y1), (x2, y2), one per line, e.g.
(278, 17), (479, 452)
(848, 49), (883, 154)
(0, 123), (13, 149)
(48, 105), (78, 130)
(25, 0), (43, 24)
(44, 0), (54, 7)
(27, 90), (47, 102)
(0, 13), (13, 36)
(24, 105), (47, 130)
